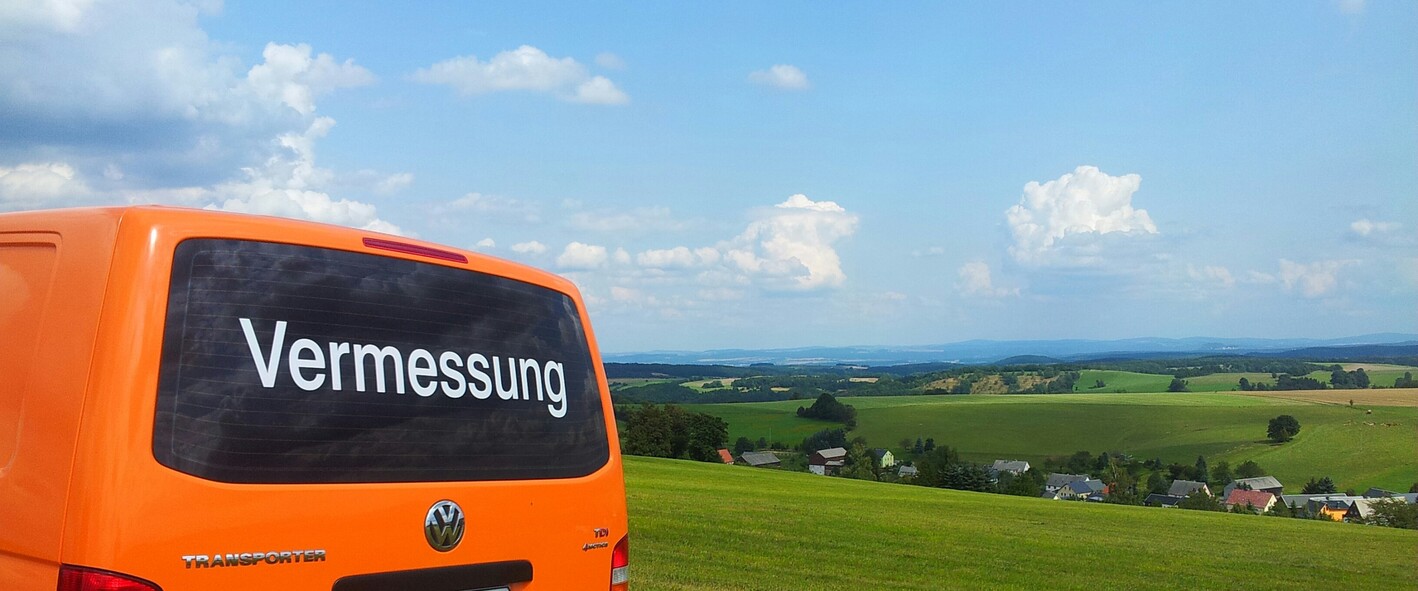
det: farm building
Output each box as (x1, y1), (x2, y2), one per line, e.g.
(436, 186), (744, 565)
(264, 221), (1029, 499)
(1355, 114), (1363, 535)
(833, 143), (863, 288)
(716, 449), (734, 464)
(809, 447), (848, 476)
(739, 451), (781, 468)
(1222, 476), (1284, 498)
(897, 465), (918, 479)
(1168, 480), (1211, 497)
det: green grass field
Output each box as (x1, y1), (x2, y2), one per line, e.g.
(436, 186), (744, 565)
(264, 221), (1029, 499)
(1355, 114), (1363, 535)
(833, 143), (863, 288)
(687, 393), (1418, 492)
(625, 456), (1418, 590)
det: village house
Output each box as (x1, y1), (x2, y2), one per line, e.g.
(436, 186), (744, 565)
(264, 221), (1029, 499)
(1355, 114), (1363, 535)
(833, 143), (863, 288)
(809, 447), (848, 476)
(897, 465), (918, 479)
(1222, 476), (1284, 498)
(1059, 479), (1108, 501)
(1224, 488), (1277, 513)
(1168, 480), (1211, 498)
(1144, 494), (1185, 508)
(870, 449), (896, 468)
(991, 460), (1031, 476)
(716, 449), (734, 464)
(1045, 473), (1090, 493)
(738, 451), (781, 468)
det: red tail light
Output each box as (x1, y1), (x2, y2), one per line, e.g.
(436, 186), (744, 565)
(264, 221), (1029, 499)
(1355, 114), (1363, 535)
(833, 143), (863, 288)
(610, 535), (629, 590)
(57, 565), (162, 591)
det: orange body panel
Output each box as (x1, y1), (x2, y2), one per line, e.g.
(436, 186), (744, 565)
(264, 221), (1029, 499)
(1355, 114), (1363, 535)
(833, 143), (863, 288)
(0, 207), (627, 590)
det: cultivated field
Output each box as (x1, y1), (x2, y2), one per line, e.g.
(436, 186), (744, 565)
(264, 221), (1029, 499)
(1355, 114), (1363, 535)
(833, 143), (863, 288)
(1239, 387), (1418, 407)
(625, 456), (1418, 591)
(687, 393), (1418, 492)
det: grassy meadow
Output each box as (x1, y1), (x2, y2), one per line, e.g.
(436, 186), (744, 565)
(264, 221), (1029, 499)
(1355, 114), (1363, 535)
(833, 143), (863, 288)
(687, 392), (1418, 492)
(625, 456), (1418, 591)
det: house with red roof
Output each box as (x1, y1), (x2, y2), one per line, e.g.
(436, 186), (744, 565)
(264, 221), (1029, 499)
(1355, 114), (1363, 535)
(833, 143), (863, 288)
(1225, 488), (1277, 514)
(716, 448), (734, 464)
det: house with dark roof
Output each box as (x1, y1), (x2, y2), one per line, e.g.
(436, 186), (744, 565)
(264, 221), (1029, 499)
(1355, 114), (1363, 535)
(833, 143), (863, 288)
(1363, 487), (1397, 498)
(897, 465), (918, 479)
(1168, 480), (1211, 498)
(1144, 493), (1185, 508)
(1222, 476), (1284, 498)
(738, 451), (780, 468)
(1224, 488), (1276, 513)
(716, 449), (734, 464)
(809, 447), (848, 476)
(1045, 473), (1090, 492)
(1060, 479), (1109, 501)
(991, 460), (1031, 476)
(870, 448), (896, 468)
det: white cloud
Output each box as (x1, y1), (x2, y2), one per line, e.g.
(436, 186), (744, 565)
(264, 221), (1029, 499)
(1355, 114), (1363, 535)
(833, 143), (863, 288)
(1277, 259), (1352, 298)
(511, 240), (547, 255)
(1186, 264), (1236, 289)
(595, 52), (626, 70)
(206, 118), (399, 234)
(474, 238), (495, 249)
(0, 162), (91, 208)
(372, 172), (413, 195)
(440, 192), (541, 223)
(637, 246), (698, 269)
(413, 45), (628, 105)
(957, 261), (1019, 298)
(1006, 165), (1158, 266)
(749, 64), (810, 90)
(1338, 0), (1365, 14)
(245, 42), (375, 116)
(722, 194), (858, 290)
(557, 242), (609, 269)
(570, 206), (681, 233)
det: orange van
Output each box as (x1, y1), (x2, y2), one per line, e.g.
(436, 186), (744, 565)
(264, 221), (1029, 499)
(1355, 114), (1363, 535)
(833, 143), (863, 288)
(0, 206), (628, 590)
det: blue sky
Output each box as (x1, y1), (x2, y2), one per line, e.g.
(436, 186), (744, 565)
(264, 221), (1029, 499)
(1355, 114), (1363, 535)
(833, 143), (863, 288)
(2, 1), (1413, 352)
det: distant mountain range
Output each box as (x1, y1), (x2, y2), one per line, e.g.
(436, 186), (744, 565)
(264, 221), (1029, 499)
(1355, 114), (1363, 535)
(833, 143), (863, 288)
(602, 333), (1418, 366)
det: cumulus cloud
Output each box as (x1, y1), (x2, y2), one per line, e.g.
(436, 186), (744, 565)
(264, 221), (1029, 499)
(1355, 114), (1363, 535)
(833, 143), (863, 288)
(749, 64), (810, 90)
(1006, 165), (1158, 266)
(245, 42), (375, 116)
(957, 261), (1019, 298)
(721, 194), (857, 290)
(1276, 259), (1352, 298)
(1347, 218), (1409, 246)
(473, 238), (495, 249)
(511, 240), (547, 255)
(413, 45), (628, 105)
(207, 117), (400, 234)
(0, 162), (92, 209)
(557, 242), (609, 269)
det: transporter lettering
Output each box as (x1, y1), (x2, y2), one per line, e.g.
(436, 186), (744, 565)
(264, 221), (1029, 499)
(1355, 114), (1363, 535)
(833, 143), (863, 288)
(239, 318), (569, 418)
(181, 549), (327, 569)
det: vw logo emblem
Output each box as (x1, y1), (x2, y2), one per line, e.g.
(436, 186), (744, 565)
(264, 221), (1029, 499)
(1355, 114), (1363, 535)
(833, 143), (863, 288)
(424, 499), (465, 552)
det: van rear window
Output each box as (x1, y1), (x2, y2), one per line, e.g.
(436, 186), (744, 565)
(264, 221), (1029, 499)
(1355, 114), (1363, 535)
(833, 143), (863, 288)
(153, 239), (609, 484)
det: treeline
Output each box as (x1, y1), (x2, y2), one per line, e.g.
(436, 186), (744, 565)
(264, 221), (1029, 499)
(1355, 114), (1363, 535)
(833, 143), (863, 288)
(1084, 357), (1322, 378)
(616, 404), (728, 463)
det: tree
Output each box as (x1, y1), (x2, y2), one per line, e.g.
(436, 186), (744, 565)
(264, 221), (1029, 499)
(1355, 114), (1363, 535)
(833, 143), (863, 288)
(913, 437), (924, 454)
(620, 404), (728, 462)
(1195, 456), (1208, 483)
(1237, 377), (1251, 391)
(1302, 476), (1338, 494)
(733, 436), (755, 455)
(1236, 460), (1265, 479)
(1177, 489), (1225, 512)
(1267, 415), (1301, 443)
(842, 443), (876, 481)
(1168, 378), (1189, 392)
(1395, 372), (1417, 388)
(1210, 461), (1233, 486)
(795, 392), (858, 427)
(1103, 458), (1140, 505)
(1093, 379), (1107, 389)
(1146, 471), (1170, 495)
(1356, 498), (1418, 529)
(799, 428), (848, 453)
(923, 438), (936, 452)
